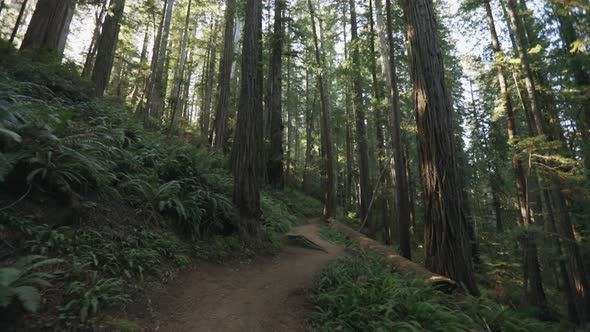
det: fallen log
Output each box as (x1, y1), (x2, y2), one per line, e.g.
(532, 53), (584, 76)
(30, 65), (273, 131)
(331, 221), (458, 293)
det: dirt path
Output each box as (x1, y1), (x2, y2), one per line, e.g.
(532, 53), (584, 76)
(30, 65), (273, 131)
(141, 223), (343, 332)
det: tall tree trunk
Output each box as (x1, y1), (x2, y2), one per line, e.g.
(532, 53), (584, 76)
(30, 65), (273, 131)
(375, 0), (412, 258)
(341, 3), (354, 212)
(91, 0), (126, 97)
(212, 0), (237, 151)
(20, 0), (75, 55)
(348, 0), (372, 228)
(404, 145), (416, 234)
(145, 0), (175, 128)
(180, 49), (194, 125)
(169, 0), (193, 131)
(231, 0), (263, 239)
(9, 0), (29, 44)
(131, 27), (150, 111)
(307, 0), (336, 218)
(201, 23), (219, 138)
(82, 0), (108, 78)
(553, 6), (590, 170)
(303, 69), (315, 194)
(401, 0), (478, 295)
(267, 0), (285, 187)
(505, 0), (590, 323)
(284, 25), (293, 185)
(367, 0), (390, 242)
(489, 2), (548, 303)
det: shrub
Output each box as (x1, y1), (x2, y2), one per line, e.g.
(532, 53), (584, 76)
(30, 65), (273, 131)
(0, 255), (63, 313)
(310, 256), (562, 332)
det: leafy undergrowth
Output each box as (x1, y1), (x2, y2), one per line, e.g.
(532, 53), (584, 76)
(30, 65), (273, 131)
(314, 225), (570, 332)
(309, 255), (566, 332)
(0, 42), (322, 330)
(318, 223), (357, 249)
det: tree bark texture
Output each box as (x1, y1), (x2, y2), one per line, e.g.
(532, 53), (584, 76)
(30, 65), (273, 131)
(307, 0), (336, 218)
(20, 0), (75, 55)
(169, 0), (193, 131)
(231, 0), (263, 239)
(401, 0), (478, 295)
(349, 0), (372, 227)
(213, 0), (237, 151)
(91, 0), (126, 97)
(201, 23), (219, 138)
(267, 0), (285, 188)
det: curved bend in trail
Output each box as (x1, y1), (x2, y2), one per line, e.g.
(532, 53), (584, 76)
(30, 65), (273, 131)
(149, 223), (343, 332)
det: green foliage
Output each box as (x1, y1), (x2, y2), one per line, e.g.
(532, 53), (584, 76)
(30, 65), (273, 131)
(318, 224), (355, 248)
(0, 256), (63, 313)
(0, 38), (325, 330)
(310, 256), (561, 332)
(0, 43), (238, 239)
(59, 272), (129, 327)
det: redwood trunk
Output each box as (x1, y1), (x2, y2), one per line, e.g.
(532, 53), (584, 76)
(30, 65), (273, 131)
(402, 0), (478, 295)
(231, 0), (263, 239)
(307, 0), (336, 218)
(20, 0), (75, 55)
(377, 0), (412, 258)
(267, 0), (285, 188)
(349, 0), (372, 227)
(168, 0), (193, 131)
(91, 0), (126, 97)
(212, 0), (237, 151)
(201, 23), (219, 138)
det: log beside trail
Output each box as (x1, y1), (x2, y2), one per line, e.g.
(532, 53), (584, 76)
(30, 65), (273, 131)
(331, 221), (458, 293)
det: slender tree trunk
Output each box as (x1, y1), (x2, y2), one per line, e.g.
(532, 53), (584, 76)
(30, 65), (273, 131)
(169, 0), (192, 131)
(144, 0), (167, 127)
(303, 69), (315, 194)
(367, 0), (390, 242)
(341, 4), (354, 212)
(402, 0), (478, 294)
(348, 0), (372, 228)
(180, 50), (194, 125)
(145, 0), (175, 127)
(505, 0), (590, 323)
(83, 0), (108, 78)
(284, 27), (293, 185)
(307, 0), (336, 218)
(404, 145), (416, 234)
(231, 0), (263, 239)
(201, 23), (219, 138)
(484, 0), (550, 313)
(20, 0), (75, 55)
(374, 0), (412, 258)
(9, 0), (29, 44)
(131, 27), (150, 110)
(267, 0), (285, 187)
(553, 7), (590, 170)
(212, 0), (237, 150)
(91, 0), (126, 97)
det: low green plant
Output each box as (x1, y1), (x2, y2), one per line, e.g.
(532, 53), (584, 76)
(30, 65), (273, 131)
(310, 256), (561, 332)
(318, 224), (355, 247)
(59, 272), (128, 326)
(0, 255), (63, 313)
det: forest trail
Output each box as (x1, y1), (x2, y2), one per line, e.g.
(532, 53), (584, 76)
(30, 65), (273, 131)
(144, 222), (344, 332)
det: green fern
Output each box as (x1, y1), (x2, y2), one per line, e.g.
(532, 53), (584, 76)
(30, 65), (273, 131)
(0, 255), (63, 312)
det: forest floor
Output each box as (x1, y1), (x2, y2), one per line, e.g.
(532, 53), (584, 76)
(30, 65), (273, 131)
(124, 222), (344, 332)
